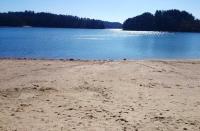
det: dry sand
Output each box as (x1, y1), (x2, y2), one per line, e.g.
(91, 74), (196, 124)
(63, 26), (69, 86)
(0, 59), (200, 131)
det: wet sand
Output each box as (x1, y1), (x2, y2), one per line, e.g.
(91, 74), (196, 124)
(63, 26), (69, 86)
(0, 59), (200, 131)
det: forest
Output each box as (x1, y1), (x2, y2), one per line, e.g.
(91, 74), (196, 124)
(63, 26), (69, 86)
(1, 10), (200, 32)
(123, 10), (200, 32)
(0, 11), (121, 29)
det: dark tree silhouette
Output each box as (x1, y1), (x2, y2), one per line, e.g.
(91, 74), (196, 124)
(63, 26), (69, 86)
(0, 11), (107, 29)
(123, 12), (155, 31)
(123, 10), (200, 32)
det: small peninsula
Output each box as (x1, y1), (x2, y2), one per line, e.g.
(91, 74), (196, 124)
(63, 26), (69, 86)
(0, 11), (122, 29)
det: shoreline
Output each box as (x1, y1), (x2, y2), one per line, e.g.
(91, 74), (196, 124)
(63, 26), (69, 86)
(1, 26), (200, 33)
(1, 59), (200, 130)
(1, 57), (200, 62)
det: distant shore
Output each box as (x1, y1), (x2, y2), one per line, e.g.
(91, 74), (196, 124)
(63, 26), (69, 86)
(0, 59), (200, 131)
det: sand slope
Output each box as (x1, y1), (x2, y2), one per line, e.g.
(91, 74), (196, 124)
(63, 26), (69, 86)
(0, 60), (200, 131)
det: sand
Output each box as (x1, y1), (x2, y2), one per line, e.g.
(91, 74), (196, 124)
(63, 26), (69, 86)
(0, 59), (200, 131)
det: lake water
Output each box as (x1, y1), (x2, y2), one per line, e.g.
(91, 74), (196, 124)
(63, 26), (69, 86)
(0, 27), (200, 60)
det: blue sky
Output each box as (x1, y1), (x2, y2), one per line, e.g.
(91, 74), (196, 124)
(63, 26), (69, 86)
(0, 0), (199, 22)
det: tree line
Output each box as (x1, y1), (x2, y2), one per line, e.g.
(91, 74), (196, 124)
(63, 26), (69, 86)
(1, 10), (200, 32)
(0, 11), (121, 29)
(123, 9), (200, 32)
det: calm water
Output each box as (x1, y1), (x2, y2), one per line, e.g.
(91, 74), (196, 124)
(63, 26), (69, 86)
(0, 27), (200, 60)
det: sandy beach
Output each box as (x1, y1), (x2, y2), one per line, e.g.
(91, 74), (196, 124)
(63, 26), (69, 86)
(0, 59), (200, 131)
